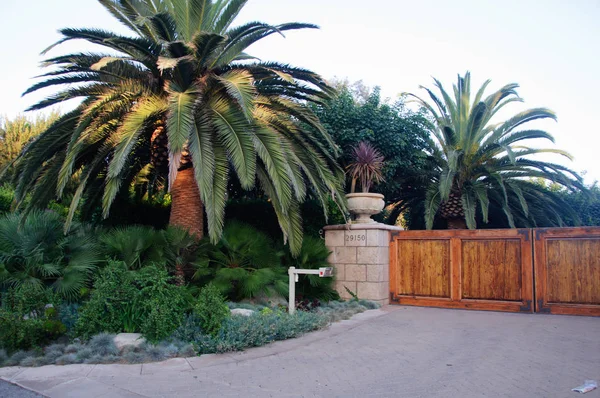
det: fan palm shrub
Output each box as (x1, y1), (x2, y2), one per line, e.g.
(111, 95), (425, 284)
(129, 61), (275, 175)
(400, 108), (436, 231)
(13, 0), (345, 256)
(99, 226), (166, 270)
(405, 72), (584, 229)
(99, 225), (199, 283)
(0, 211), (100, 300)
(193, 222), (287, 301)
(283, 236), (338, 301)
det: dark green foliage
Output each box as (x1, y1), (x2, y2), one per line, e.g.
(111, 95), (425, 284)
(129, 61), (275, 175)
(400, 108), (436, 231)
(283, 236), (339, 301)
(312, 83), (430, 221)
(0, 210), (100, 300)
(134, 266), (187, 342)
(75, 262), (186, 342)
(58, 303), (80, 337)
(99, 225), (199, 279)
(99, 196), (171, 230)
(75, 262), (137, 338)
(0, 308), (66, 353)
(194, 222), (287, 301)
(0, 310), (45, 352)
(99, 226), (166, 270)
(194, 284), (230, 336)
(225, 198), (343, 242)
(555, 184), (600, 226)
(0, 287), (66, 353)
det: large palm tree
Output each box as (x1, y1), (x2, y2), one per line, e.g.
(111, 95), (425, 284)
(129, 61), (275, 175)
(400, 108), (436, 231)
(406, 72), (584, 229)
(13, 0), (345, 255)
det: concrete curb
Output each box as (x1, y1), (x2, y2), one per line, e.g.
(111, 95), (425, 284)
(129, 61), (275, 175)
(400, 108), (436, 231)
(0, 308), (389, 397)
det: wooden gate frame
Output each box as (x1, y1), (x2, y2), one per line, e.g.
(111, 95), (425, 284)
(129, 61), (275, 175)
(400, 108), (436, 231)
(534, 227), (600, 316)
(389, 229), (534, 313)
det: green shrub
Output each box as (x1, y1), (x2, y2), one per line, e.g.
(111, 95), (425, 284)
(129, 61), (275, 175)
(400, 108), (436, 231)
(194, 284), (230, 336)
(75, 262), (186, 342)
(0, 309), (46, 352)
(75, 262), (137, 339)
(134, 266), (187, 342)
(283, 236), (339, 301)
(0, 184), (14, 214)
(194, 222), (287, 301)
(0, 211), (100, 300)
(99, 226), (166, 270)
(0, 289), (67, 353)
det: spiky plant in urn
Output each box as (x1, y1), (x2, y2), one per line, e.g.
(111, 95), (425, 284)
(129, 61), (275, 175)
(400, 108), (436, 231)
(345, 141), (385, 223)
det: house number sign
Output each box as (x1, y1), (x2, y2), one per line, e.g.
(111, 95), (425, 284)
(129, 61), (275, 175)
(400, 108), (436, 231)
(345, 233), (366, 242)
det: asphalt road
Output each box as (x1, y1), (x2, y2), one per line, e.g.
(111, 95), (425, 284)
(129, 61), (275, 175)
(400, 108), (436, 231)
(0, 380), (42, 397)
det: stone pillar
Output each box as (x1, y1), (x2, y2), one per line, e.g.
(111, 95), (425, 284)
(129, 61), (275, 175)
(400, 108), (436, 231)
(324, 223), (402, 306)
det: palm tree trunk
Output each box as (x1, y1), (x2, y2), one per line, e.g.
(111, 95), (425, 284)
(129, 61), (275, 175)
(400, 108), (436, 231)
(169, 166), (204, 284)
(447, 217), (467, 229)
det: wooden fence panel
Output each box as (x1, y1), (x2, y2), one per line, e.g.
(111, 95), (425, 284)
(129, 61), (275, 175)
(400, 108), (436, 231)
(390, 229), (533, 312)
(534, 227), (600, 316)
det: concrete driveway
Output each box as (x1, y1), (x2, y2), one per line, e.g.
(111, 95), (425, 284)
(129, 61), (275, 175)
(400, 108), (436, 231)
(1, 306), (598, 397)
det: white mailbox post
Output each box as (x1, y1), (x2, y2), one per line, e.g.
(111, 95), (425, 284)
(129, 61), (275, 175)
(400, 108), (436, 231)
(288, 266), (334, 314)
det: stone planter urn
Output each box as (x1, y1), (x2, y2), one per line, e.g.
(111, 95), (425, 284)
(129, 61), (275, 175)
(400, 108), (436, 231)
(346, 193), (385, 224)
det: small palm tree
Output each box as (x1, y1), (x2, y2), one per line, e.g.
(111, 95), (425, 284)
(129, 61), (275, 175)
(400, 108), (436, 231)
(13, 0), (345, 255)
(0, 211), (100, 300)
(406, 72), (584, 229)
(346, 141), (384, 193)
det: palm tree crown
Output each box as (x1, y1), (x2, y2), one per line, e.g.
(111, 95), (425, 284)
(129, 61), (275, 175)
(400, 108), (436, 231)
(406, 72), (584, 229)
(13, 0), (345, 254)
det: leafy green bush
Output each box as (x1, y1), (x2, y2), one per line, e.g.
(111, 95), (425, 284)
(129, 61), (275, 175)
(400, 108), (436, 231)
(75, 262), (187, 342)
(0, 184), (14, 214)
(194, 222), (287, 301)
(0, 310), (45, 352)
(75, 262), (138, 339)
(0, 308), (66, 353)
(0, 287), (67, 353)
(134, 266), (187, 342)
(0, 210), (100, 300)
(194, 284), (230, 336)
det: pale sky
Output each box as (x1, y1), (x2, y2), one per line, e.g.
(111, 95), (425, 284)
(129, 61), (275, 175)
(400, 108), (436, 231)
(1, 0), (599, 183)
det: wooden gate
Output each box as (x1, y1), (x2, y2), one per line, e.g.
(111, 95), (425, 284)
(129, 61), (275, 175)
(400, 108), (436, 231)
(534, 227), (600, 316)
(389, 229), (534, 312)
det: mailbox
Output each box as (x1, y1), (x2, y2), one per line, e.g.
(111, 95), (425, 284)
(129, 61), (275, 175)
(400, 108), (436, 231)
(288, 266), (335, 314)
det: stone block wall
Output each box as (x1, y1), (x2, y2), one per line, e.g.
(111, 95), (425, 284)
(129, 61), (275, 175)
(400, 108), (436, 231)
(324, 224), (402, 306)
